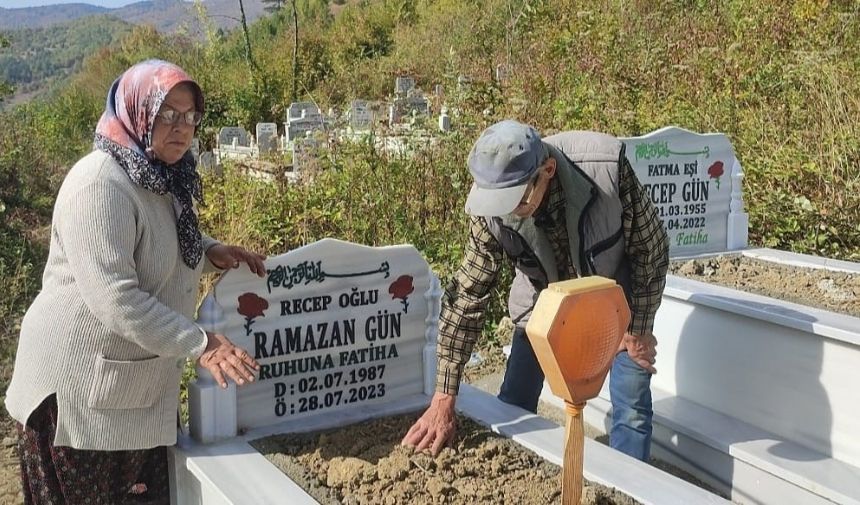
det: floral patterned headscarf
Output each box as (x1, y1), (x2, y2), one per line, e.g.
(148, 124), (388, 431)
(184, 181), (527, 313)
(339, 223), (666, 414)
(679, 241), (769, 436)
(94, 59), (206, 269)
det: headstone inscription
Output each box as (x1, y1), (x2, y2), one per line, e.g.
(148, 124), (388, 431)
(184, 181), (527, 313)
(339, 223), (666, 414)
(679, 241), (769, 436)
(256, 123), (279, 154)
(395, 76), (415, 96)
(350, 100), (373, 130)
(218, 126), (250, 148)
(620, 126), (748, 256)
(286, 102), (324, 142)
(190, 239), (441, 442)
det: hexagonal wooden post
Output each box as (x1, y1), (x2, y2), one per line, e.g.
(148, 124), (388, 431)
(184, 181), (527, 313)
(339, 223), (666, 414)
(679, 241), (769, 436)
(525, 277), (631, 505)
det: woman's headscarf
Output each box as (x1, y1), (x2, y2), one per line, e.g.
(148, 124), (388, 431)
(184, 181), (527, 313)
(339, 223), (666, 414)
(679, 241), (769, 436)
(94, 59), (206, 269)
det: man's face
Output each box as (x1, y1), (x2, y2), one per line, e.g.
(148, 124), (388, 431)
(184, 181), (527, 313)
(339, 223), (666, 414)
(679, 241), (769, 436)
(511, 159), (555, 219)
(150, 84), (198, 165)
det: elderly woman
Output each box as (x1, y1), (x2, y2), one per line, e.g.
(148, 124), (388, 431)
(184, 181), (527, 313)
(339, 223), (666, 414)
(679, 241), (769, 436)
(5, 59), (263, 503)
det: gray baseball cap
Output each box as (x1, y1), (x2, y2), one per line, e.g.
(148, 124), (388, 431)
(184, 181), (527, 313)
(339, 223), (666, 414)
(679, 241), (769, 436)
(465, 120), (544, 216)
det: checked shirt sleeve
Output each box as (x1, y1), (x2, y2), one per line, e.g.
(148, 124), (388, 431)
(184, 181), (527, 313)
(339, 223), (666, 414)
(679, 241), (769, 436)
(619, 154), (670, 336)
(436, 216), (505, 395)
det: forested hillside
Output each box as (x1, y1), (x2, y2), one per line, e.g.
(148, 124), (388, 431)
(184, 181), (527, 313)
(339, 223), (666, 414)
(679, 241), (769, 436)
(0, 15), (132, 95)
(0, 0), (269, 33)
(1, 0), (859, 414)
(0, 3), (108, 30)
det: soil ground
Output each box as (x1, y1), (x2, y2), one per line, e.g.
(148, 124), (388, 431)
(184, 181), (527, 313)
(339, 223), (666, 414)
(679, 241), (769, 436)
(669, 255), (859, 317)
(253, 412), (638, 505)
(0, 254), (856, 503)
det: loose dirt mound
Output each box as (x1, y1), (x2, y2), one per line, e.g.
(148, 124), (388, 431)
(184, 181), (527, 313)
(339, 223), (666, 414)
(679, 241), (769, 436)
(669, 255), (859, 317)
(253, 412), (639, 505)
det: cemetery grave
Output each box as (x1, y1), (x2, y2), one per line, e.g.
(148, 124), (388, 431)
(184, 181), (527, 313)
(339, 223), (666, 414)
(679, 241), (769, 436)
(251, 412), (640, 505)
(670, 254), (859, 317)
(172, 238), (725, 505)
(170, 127), (857, 505)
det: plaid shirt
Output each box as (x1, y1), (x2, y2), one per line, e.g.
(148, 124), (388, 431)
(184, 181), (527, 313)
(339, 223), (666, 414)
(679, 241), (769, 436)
(436, 156), (670, 395)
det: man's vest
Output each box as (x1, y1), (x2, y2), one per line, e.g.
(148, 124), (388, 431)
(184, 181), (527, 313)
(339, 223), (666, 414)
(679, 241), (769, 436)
(485, 131), (632, 326)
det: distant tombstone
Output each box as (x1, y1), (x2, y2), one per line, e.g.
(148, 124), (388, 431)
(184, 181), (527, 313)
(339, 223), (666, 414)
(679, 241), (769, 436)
(256, 123), (278, 155)
(388, 104), (398, 127)
(620, 126), (748, 256)
(189, 239), (441, 441)
(218, 127), (250, 148)
(394, 76), (415, 96)
(404, 91), (429, 117)
(198, 151), (218, 175)
(350, 100), (373, 130)
(190, 138), (200, 162)
(495, 64), (509, 84)
(457, 75), (471, 92)
(438, 108), (451, 132)
(286, 102), (324, 142)
(287, 102), (322, 122)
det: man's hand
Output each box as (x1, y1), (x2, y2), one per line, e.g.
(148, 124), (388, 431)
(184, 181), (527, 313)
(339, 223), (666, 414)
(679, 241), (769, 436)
(198, 332), (260, 388)
(401, 392), (457, 455)
(618, 331), (657, 374)
(206, 244), (267, 277)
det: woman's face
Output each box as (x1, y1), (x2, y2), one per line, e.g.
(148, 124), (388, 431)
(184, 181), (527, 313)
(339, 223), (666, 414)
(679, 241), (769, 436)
(150, 83), (197, 164)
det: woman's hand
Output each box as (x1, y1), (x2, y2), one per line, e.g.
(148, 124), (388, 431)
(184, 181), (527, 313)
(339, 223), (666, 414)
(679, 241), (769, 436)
(206, 244), (267, 277)
(198, 332), (260, 389)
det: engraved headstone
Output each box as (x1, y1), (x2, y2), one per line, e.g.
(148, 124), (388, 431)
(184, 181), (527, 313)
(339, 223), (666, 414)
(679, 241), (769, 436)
(620, 126), (748, 256)
(218, 126), (250, 148)
(349, 100), (373, 130)
(394, 76), (415, 96)
(189, 239), (441, 441)
(286, 102), (324, 142)
(256, 123), (279, 155)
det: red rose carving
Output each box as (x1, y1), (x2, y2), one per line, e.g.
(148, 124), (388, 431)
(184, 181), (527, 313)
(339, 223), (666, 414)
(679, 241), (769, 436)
(238, 292), (269, 335)
(707, 161), (724, 190)
(389, 275), (414, 313)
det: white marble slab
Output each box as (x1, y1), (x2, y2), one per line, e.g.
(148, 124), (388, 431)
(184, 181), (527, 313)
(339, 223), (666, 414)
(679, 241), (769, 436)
(457, 385), (730, 505)
(190, 239), (441, 442)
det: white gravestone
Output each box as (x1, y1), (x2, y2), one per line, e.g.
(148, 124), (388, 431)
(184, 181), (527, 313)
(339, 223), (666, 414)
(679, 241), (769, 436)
(395, 76), (415, 95)
(218, 126), (250, 148)
(256, 123), (278, 155)
(621, 126), (748, 257)
(190, 138), (200, 162)
(286, 102), (324, 142)
(349, 100), (373, 130)
(189, 239), (441, 443)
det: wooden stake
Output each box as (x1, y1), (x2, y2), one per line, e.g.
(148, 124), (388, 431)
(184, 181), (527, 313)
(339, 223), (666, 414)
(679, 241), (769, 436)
(562, 401), (586, 505)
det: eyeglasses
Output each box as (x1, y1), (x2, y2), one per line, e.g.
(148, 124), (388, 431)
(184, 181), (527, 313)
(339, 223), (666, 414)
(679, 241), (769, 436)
(518, 179), (538, 207)
(515, 173), (543, 209)
(155, 108), (203, 126)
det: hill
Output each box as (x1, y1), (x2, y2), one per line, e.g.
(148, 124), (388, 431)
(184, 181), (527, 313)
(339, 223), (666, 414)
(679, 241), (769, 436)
(0, 3), (108, 30)
(0, 0), (269, 33)
(0, 15), (133, 101)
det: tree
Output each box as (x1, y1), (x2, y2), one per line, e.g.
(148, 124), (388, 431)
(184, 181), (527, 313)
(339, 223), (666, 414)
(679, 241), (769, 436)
(290, 0), (298, 102)
(0, 34), (12, 102)
(237, 0), (260, 75)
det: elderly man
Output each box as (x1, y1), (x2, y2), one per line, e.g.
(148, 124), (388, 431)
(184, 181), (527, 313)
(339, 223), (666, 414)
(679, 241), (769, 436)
(402, 120), (669, 461)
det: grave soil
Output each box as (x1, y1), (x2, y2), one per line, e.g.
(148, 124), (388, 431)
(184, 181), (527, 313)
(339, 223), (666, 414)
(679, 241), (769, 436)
(252, 412), (638, 505)
(668, 255), (859, 317)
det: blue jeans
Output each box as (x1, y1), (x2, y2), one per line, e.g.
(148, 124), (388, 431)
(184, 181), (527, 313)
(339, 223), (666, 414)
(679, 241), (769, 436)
(498, 326), (653, 461)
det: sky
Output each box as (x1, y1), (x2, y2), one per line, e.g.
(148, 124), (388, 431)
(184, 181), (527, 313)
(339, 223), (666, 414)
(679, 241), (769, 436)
(4, 0), (162, 8)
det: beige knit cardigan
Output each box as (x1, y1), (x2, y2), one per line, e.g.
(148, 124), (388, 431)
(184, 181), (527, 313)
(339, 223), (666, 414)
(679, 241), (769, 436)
(5, 150), (220, 451)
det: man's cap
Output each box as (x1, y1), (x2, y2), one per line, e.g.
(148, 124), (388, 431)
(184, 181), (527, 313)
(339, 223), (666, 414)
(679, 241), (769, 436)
(465, 120), (544, 216)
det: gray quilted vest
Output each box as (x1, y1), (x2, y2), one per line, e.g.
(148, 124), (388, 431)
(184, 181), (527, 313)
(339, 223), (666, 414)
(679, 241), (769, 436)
(486, 131), (632, 326)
